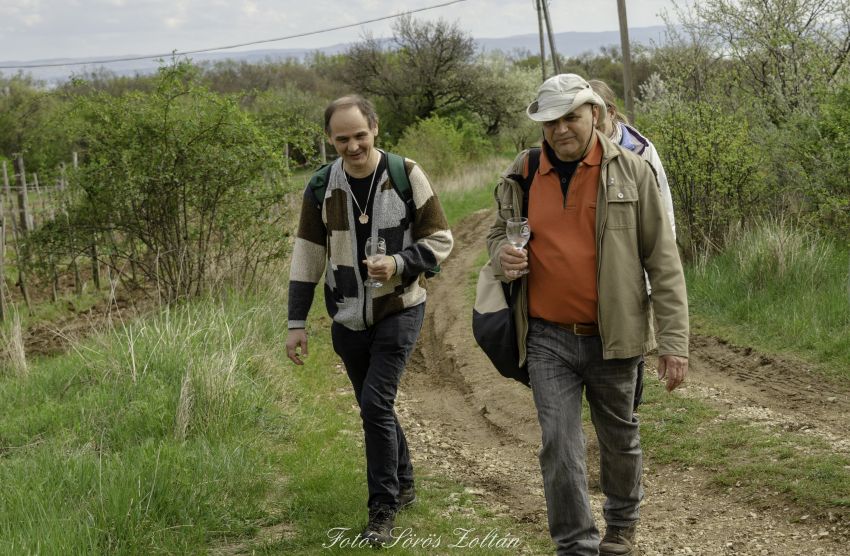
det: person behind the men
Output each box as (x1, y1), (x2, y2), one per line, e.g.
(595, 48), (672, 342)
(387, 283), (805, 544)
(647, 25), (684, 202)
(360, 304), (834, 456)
(589, 79), (677, 412)
(487, 74), (689, 556)
(285, 95), (453, 547)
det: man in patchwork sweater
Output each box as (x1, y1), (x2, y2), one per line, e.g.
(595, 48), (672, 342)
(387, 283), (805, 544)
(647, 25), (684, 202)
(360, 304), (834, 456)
(285, 95), (453, 546)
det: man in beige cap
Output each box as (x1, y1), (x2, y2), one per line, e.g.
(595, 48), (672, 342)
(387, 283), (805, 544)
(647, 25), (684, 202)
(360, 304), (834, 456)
(486, 74), (689, 555)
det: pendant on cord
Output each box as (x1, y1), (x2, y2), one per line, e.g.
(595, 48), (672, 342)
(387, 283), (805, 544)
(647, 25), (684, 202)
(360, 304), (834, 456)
(359, 214), (369, 225)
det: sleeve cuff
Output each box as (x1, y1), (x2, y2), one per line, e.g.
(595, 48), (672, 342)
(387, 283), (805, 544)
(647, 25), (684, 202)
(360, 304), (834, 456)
(392, 254), (405, 276)
(288, 320), (306, 330)
(657, 339), (689, 359)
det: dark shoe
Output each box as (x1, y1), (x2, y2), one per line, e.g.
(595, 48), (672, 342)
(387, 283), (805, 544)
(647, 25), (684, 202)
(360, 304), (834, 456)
(398, 483), (417, 510)
(361, 504), (396, 547)
(599, 524), (636, 556)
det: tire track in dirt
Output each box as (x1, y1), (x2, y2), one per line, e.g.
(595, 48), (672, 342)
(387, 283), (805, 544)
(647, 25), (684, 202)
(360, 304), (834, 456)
(397, 209), (850, 554)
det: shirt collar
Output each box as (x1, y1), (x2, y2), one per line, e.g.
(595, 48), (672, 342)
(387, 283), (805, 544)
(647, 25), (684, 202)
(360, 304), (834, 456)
(538, 133), (602, 175)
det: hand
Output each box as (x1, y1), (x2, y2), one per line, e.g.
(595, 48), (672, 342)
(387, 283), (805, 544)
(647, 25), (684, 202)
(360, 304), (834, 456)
(658, 355), (688, 392)
(499, 243), (527, 279)
(286, 329), (308, 365)
(363, 256), (396, 282)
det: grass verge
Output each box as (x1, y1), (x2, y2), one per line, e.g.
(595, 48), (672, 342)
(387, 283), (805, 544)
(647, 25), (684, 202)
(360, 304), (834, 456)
(685, 220), (850, 380)
(0, 285), (293, 554)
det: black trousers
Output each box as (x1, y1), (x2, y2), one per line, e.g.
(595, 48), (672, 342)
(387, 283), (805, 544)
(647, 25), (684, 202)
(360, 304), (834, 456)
(331, 303), (425, 509)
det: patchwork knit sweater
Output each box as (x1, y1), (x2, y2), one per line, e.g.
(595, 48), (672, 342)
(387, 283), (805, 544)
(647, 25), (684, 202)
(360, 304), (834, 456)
(287, 153), (453, 331)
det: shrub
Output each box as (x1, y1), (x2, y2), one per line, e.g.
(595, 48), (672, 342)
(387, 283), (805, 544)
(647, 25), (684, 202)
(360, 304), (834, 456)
(393, 115), (492, 178)
(792, 85), (850, 235)
(641, 93), (766, 256)
(29, 58), (318, 302)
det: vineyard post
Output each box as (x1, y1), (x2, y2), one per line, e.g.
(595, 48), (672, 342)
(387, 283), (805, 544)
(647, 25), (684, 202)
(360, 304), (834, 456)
(14, 155), (32, 236)
(72, 153), (100, 291)
(62, 161), (83, 296)
(320, 139), (326, 164)
(285, 144), (290, 171)
(3, 161), (32, 315)
(0, 217), (5, 322)
(1, 162), (7, 244)
(48, 178), (58, 302)
(33, 172), (44, 220)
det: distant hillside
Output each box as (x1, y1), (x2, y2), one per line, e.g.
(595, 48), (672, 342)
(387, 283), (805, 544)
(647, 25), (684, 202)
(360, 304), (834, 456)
(1, 26), (669, 83)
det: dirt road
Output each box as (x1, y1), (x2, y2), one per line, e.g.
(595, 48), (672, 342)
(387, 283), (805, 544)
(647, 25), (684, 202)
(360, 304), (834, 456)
(397, 209), (850, 555)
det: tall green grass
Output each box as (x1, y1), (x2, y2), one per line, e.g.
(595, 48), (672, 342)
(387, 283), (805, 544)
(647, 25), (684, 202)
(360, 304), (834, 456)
(685, 219), (850, 376)
(0, 283), (292, 554)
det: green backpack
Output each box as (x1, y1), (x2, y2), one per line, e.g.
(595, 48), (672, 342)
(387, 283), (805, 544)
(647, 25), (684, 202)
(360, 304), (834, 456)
(308, 152), (441, 278)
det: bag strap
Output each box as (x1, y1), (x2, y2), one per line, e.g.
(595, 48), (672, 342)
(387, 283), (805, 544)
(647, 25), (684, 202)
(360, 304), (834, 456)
(521, 147), (541, 218)
(307, 162), (333, 205)
(386, 152), (416, 213)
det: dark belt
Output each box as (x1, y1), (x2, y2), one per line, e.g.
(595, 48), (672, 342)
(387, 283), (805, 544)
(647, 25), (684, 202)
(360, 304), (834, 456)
(544, 320), (600, 336)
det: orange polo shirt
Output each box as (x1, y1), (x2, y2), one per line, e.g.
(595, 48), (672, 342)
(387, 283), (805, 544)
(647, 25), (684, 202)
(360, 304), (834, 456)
(526, 136), (602, 324)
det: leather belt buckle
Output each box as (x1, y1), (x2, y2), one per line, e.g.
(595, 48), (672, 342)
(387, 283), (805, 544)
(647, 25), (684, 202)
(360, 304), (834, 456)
(567, 322), (599, 336)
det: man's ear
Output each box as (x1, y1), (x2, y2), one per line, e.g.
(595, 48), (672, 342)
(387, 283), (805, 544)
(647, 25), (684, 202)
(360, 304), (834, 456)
(373, 119), (380, 136)
(591, 104), (599, 127)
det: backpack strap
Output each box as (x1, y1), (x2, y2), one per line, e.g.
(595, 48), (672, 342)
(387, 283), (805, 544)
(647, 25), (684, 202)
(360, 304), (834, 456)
(307, 162), (333, 206)
(386, 152), (415, 212)
(386, 152), (441, 278)
(521, 147), (541, 218)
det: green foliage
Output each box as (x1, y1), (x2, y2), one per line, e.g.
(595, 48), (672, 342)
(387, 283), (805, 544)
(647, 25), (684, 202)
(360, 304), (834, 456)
(346, 17), (529, 141)
(641, 94), (765, 254)
(29, 58), (318, 302)
(0, 71), (68, 172)
(394, 116), (493, 179)
(791, 85), (850, 234)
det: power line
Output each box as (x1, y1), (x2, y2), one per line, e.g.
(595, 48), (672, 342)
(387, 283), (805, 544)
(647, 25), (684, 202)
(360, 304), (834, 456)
(0, 0), (469, 70)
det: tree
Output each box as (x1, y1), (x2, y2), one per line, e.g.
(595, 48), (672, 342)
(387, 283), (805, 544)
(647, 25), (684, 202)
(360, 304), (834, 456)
(0, 71), (66, 171)
(345, 16), (521, 138)
(662, 0), (850, 123)
(30, 59), (318, 302)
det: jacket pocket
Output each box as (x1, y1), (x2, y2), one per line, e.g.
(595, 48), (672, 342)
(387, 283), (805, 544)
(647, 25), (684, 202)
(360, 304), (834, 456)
(606, 185), (638, 229)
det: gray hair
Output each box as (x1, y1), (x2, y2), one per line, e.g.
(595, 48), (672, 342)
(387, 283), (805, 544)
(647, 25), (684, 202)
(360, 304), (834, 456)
(323, 95), (379, 134)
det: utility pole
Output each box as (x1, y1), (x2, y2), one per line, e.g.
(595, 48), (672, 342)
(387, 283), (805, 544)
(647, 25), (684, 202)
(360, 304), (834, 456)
(536, 0), (547, 82)
(617, 0), (636, 124)
(540, 0), (562, 75)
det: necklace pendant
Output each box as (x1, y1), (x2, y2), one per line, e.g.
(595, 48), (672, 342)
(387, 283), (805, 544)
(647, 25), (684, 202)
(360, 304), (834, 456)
(359, 214), (369, 225)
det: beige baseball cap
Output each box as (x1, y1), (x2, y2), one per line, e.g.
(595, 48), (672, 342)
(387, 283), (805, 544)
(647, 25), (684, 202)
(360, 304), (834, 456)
(527, 74), (607, 122)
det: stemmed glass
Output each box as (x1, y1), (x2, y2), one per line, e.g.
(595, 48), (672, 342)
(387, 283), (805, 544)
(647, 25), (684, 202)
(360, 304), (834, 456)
(364, 237), (386, 288)
(506, 217), (531, 277)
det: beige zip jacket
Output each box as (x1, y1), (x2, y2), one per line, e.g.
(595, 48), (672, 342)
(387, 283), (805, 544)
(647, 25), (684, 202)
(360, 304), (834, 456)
(486, 131), (689, 363)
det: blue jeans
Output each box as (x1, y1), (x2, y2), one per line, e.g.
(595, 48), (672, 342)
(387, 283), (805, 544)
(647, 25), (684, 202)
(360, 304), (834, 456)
(527, 318), (643, 556)
(331, 303), (425, 510)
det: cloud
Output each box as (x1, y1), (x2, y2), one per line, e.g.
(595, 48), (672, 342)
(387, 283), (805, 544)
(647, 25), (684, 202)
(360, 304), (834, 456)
(0, 0), (675, 62)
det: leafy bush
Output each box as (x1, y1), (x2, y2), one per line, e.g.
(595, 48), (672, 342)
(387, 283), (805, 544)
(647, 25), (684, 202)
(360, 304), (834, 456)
(641, 93), (765, 255)
(29, 59), (318, 302)
(393, 115), (493, 178)
(792, 85), (850, 234)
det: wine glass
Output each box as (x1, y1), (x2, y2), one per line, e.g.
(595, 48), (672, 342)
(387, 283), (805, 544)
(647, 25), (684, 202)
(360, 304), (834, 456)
(506, 217), (531, 277)
(364, 237), (386, 288)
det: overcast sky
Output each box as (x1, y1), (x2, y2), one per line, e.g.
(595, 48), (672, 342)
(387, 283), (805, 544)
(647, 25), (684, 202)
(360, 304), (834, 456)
(0, 0), (676, 63)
